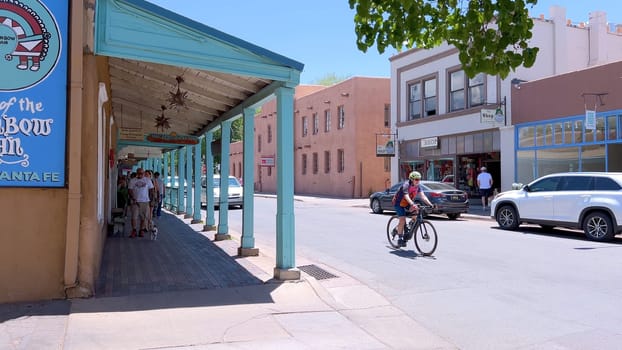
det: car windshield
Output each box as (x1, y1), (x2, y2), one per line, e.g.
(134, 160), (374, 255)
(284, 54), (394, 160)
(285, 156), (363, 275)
(213, 177), (241, 187)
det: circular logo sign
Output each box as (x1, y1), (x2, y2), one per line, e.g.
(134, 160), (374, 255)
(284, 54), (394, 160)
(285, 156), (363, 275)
(0, 0), (61, 91)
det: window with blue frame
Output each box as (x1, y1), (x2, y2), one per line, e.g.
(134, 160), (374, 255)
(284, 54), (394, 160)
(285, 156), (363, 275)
(515, 110), (622, 183)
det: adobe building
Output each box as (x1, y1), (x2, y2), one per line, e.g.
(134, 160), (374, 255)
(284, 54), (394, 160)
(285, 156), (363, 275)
(241, 78), (392, 198)
(0, 0), (303, 303)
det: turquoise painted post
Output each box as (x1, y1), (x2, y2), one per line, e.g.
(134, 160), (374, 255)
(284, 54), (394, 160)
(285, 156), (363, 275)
(192, 142), (202, 223)
(163, 152), (169, 208)
(152, 158), (159, 174)
(170, 150), (178, 210)
(184, 145), (193, 219)
(274, 87), (299, 279)
(216, 120), (232, 239)
(177, 147), (186, 214)
(239, 107), (257, 256)
(203, 132), (216, 231)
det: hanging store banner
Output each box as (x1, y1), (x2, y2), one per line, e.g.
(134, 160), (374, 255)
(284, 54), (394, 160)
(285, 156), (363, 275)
(0, 0), (68, 187)
(146, 133), (199, 145)
(480, 108), (505, 126)
(119, 127), (145, 141)
(376, 133), (396, 157)
(585, 110), (596, 130)
(260, 156), (274, 167)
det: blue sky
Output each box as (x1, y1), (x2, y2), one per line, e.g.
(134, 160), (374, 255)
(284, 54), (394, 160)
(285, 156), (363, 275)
(147, 1), (622, 84)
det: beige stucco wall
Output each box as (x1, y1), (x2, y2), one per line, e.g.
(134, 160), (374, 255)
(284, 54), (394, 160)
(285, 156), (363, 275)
(0, 189), (68, 302)
(75, 55), (110, 297)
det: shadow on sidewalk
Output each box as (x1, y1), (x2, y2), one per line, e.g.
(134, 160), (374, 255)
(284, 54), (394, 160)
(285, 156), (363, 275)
(0, 299), (70, 323)
(96, 212), (265, 298)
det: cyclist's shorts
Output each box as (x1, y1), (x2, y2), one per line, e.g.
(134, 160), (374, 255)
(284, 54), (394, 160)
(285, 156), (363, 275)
(395, 205), (409, 217)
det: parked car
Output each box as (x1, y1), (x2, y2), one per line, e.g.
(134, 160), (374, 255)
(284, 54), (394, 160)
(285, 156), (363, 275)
(200, 175), (243, 208)
(369, 181), (469, 219)
(490, 172), (622, 241)
(164, 176), (189, 188)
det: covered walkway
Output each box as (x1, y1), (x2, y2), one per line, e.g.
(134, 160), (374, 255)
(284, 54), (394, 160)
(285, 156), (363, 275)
(96, 210), (265, 298)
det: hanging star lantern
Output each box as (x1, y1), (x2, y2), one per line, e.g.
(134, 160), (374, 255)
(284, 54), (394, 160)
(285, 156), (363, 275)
(167, 76), (189, 110)
(154, 105), (171, 132)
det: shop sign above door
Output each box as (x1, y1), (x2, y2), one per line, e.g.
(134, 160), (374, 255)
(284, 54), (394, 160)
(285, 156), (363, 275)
(420, 137), (439, 149)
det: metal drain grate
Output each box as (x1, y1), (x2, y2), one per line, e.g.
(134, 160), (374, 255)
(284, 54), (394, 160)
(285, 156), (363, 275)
(297, 264), (338, 280)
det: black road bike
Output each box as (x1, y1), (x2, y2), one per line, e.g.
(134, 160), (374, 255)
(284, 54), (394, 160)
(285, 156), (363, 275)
(386, 205), (438, 256)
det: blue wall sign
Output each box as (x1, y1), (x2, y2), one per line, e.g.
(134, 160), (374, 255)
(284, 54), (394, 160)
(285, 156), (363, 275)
(0, 0), (68, 187)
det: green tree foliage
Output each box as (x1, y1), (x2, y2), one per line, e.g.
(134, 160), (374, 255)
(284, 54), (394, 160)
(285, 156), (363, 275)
(349, 0), (539, 78)
(311, 73), (351, 86)
(211, 117), (243, 142)
(203, 117), (244, 168)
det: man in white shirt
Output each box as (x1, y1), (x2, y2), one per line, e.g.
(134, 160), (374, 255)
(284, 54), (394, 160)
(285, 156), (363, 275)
(477, 166), (493, 210)
(128, 168), (154, 238)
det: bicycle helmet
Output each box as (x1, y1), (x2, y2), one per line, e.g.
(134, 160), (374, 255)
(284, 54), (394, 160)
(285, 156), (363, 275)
(409, 171), (422, 180)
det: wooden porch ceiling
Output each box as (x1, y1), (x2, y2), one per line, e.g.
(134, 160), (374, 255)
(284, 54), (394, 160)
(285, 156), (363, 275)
(109, 57), (272, 137)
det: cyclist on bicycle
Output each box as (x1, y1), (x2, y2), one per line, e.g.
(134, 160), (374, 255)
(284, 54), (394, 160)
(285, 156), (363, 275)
(394, 171), (435, 247)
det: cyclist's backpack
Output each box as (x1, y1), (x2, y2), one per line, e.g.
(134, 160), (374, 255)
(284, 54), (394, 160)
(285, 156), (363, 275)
(392, 182), (419, 207)
(391, 186), (404, 206)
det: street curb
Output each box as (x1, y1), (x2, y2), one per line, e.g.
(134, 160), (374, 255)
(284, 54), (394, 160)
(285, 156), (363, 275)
(462, 213), (494, 222)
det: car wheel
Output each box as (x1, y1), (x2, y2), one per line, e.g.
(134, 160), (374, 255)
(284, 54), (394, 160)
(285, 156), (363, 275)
(583, 211), (614, 241)
(371, 198), (383, 214)
(447, 213), (460, 220)
(496, 205), (519, 230)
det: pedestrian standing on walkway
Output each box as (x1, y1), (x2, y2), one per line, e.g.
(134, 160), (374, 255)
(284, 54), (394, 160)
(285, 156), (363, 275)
(477, 166), (493, 210)
(117, 176), (129, 217)
(128, 168), (154, 238)
(153, 172), (164, 217)
(127, 172), (137, 233)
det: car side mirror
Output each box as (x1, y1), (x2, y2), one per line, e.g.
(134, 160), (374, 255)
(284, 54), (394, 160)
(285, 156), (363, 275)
(523, 184), (530, 192)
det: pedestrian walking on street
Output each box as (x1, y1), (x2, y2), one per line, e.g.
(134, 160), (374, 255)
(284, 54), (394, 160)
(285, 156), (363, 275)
(477, 166), (493, 210)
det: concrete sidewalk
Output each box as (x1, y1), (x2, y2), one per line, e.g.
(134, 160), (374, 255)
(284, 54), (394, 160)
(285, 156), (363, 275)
(1, 211), (457, 350)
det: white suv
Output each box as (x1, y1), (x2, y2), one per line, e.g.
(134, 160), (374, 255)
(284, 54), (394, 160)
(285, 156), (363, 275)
(490, 172), (622, 241)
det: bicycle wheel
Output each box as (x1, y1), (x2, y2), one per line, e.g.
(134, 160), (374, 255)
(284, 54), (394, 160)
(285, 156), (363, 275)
(413, 220), (438, 256)
(386, 216), (402, 248)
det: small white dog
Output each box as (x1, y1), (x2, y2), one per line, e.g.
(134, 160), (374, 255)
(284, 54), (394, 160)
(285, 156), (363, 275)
(150, 225), (159, 240)
(113, 217), (125, 236)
